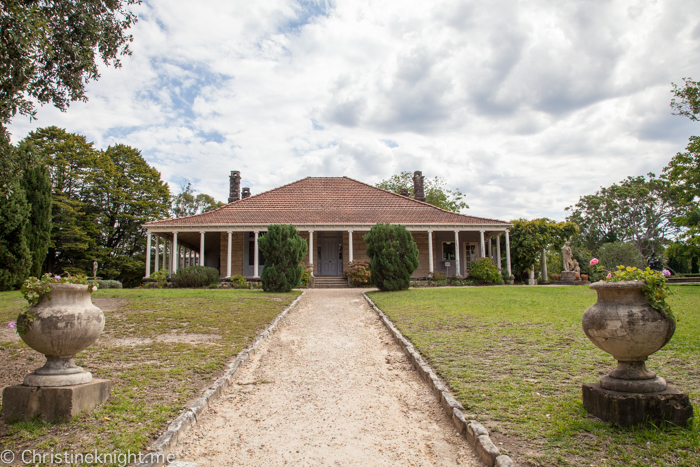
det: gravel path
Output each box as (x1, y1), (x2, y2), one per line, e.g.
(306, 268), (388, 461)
(173, 289), (481, 466)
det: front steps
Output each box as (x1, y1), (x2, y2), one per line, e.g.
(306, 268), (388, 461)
(312, 276), (349, 288)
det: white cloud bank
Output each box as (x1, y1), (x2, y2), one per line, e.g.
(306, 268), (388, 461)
(8, 0), (700, 221)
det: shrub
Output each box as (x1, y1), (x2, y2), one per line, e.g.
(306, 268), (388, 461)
(299, 263), (312, 287)
(229, 274), (248, 289)
(97, 279), (122, 289)
(364, 223), (419, 291)
(345, 260), (372, 286)
(501, 268), (513, 283)
(596, 242), (643, 270)
(171, 266), (220, 288)
(468, 258), (504, 284)
(150, 269), (168, 288)
(428, 271), (446, 282)
(258, 224), (308, 293)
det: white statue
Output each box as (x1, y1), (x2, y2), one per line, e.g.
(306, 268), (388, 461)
(562, 241), (575, 272)
(93, 261), (98, 279)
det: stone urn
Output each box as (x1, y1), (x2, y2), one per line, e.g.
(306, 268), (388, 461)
(582, 281), (675, 393)
(18, 283), (104, 387)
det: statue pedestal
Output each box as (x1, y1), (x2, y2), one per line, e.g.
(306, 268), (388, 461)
(2, 379), (111, 423)
(560, 271), (577, 282)
(582, 383), (693, 427)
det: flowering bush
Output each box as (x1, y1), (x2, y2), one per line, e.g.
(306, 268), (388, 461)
(605, 266), (675, 321)
(345, 260), (372, 286)
(14, 273), (95, 335)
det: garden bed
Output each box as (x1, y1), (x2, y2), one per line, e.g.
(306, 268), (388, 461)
(0, 288), (299, 462)
(367, 286), (700, 467)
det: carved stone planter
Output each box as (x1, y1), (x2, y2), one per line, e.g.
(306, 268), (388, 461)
(18, 283), (104, 387)
(582, 280), (675, 393)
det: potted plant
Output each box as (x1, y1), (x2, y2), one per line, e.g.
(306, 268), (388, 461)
(12, 274), (103, 387)
(582, 266), (674, 392)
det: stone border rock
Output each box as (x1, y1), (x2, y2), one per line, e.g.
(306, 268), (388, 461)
(363, 293), (516, 467)
(137, 292), (306, 467)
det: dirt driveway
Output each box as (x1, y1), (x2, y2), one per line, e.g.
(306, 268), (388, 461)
(173, 288), (481, 466)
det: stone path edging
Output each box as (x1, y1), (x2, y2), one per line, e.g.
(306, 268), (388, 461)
(138, 292), (306, 467)
(362, 293), (516, 467)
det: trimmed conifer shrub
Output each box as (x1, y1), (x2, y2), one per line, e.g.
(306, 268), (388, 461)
(0, 181), (32, 290)
(171, 266), (220, 288)
(364, 223), (419, 291)
(21, 164), (52, 277)
(259, 224), (308, 292)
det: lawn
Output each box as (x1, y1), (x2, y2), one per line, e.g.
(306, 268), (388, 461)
(0, 288), (300, 463)
(367, 286), (700, 467)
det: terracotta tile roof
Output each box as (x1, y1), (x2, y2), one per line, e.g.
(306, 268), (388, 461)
(145, 177), (510, 227)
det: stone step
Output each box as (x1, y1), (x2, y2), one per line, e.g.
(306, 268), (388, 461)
(312, 276), (349, 288)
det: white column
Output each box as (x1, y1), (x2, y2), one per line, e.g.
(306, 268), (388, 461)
(145, 232), (152, 278)
(480, 230), (486, 259)
(253, 230), (260, 278)
(541, 249), (548, 282)
(200, 231), (206, 267)
(428, 230), (434, 274)
(227, 231), (233, 278)
(496, 234), (502, 270)
(172, 232), (178, 273)
(308, 230), (314, 276)
(454, 230), (461, 276)
(505, 229), (512, 277)
(154, 236), (160, 272)
(348, 230), (354, 263)
(163, 239), (168, 272)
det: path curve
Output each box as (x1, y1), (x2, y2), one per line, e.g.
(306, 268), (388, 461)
(173, 288), (481, 466)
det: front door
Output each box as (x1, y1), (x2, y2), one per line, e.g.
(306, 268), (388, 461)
(319, 238), (342, 275)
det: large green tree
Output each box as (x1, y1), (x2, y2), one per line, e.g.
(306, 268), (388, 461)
(376, 172), (469, 212)
(171, 182), (224, 218)
(22, 127), (170, 285)
(258, 224), (308, 292)
(566, 175), (681, 260)
(671, 77), (700, 122)
(508, 218), (578, 281)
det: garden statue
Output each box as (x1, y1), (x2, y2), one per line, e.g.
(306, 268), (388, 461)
(93, 260), (98, 279)
(562, 241), (574, 271)
(572, 259), (580, 274)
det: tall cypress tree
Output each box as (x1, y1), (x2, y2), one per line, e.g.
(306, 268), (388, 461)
(0, 180), (31, 290)
(20, 163), (52, 277)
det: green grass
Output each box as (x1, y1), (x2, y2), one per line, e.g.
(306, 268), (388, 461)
(368, 286), (700, 467)
(0, 288), (300, 465)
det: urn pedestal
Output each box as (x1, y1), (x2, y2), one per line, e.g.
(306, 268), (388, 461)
(581, 281), (693, 427)
(1, 284), (111, 422)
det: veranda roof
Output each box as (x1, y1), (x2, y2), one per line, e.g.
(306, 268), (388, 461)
(144, 176), (510, 228)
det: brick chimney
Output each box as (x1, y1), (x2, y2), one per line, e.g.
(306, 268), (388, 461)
(413, 171), (425, 202)
(241, 187), (251, 199)
(228, 171), (241, 203)
(400, 188), (409, 197)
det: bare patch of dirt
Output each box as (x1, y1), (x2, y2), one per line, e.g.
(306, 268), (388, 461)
(0, 328), (20, 343)
(92, 298), (128, 312)
(102, 333), (221, 347)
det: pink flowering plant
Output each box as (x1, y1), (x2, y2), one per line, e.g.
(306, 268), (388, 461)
(14, 273), (96, 336)
(344, 260), (372, 286)
(588, 257), (608, 282)
(605, 266), (675, 322)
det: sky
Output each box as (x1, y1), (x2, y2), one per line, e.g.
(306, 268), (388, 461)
(8, 0), (700, 222)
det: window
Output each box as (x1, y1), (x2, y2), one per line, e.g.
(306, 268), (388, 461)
(464, 243), (477, 270)
(442, 241), (456, 261)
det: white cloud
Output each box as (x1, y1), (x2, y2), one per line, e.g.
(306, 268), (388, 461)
(8, 0), (700, 222)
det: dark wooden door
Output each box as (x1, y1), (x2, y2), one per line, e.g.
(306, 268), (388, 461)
(320, 238), (341, 275)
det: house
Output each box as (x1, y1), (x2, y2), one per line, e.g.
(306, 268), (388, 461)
(142, 171), (513, 283)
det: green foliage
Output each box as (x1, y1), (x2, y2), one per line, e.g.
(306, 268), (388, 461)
(596, 242), (643, 270)
(468, 258), (504, 284)
(344, 260), (372, 286)
(364, 223), (419, 291)
(22, 127), (170, 286)
(428, 271), (446, 282)
(20, 163), (52, 277)
(509, 218), (578, 281)
(171, 266), (221, 288)
(605, 266), (674, 321)
(0, 0), (138, 126)
(670, 77), (700, 122)
(566, 175), (680, 259)
(171, 181), (224, 217)
(258, 225), (308, 293)
(97, 279), (123, 289)
(299, 264), (312, 287)
(0, 180), (31, 291)
(376, 171), (469, 212)
(229, 274), (248, 289)
(149, 269), (168, 288)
